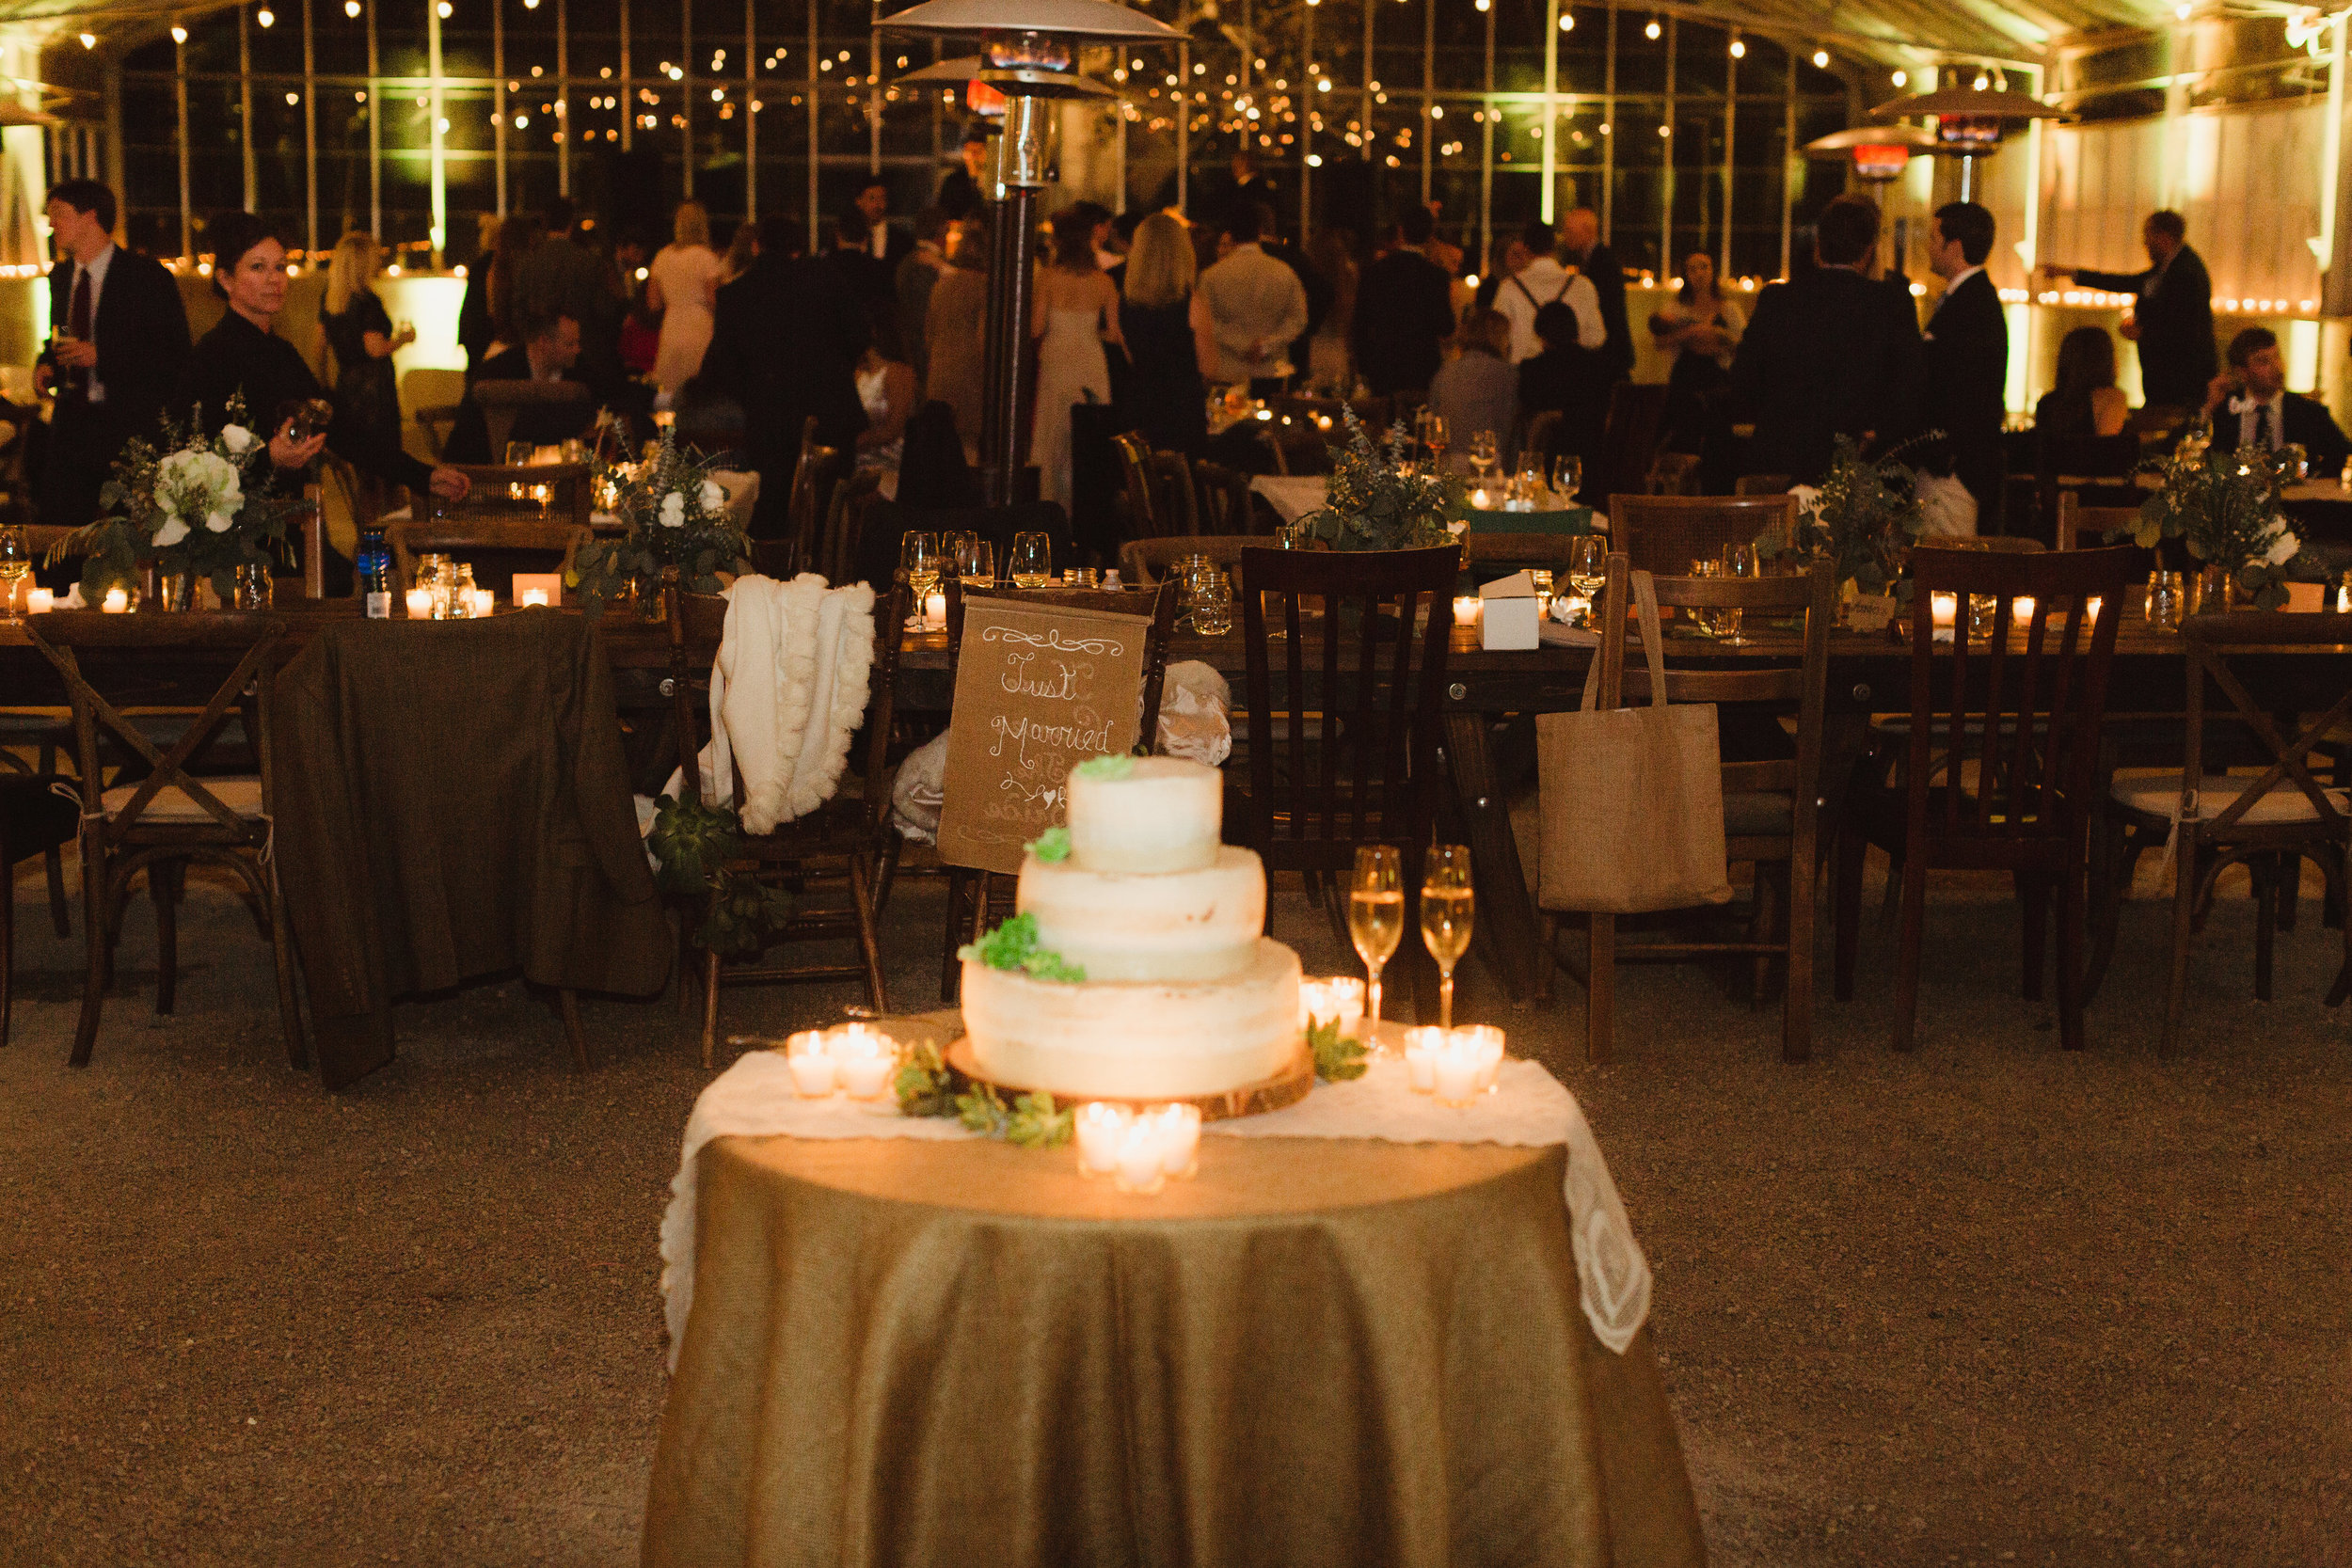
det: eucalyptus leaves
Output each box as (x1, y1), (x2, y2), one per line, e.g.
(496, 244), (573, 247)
(2124, 438), (2303, 610)
(644, 793), (795, 959)
(1299, 406), (1465, 552)
(567, 426), (749, 610)
(1760, 433), (1931, 602)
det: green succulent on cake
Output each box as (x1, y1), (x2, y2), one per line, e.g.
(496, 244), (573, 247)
(1306, 1017), (1369, 1083)
(958, 911), (1087, 983)
(1070, 754), (1135, 783)
(1025, 827), (1073, 863)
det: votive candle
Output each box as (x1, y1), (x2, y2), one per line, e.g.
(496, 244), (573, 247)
(1930, 592), (1957, 632)
(101, 586), (129, 613)
(785, 1030), (839, 1097)
(827, 1022), (896, 1100)
(1454, 595), (1482, 626)
(1146, 1103), (1201, 1180)
(1113, 1122), (1168, 1195)
(2010, 596), (2037, 625)
(924, 592), (946, 628)
(1297, 976), (1366, 1032)
(1454, 1024), (1507, 1092)
(469, 588), (496, 618)
(24, 587), (53, 613)
(519, 587), (551, 609)
(405, 587), (434, 619)
(1402, 1025), (1447, 1093)
(1074, 1102), (1134, 1177)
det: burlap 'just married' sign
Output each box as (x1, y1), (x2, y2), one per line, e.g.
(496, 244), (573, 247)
(936, 597), (1152, 875)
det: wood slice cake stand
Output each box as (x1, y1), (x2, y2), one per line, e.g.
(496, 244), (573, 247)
(943, 1037), (1315, 1122)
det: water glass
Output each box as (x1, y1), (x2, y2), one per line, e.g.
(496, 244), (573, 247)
(1513, 453), (1548, 508)
(954, 533), (994, 585)
(1189, 569), (1233, 636)
(1009, 531), (1052, 588)
(1550, 454), (1583, 505)
(1468, 429), (1500, 478)
(2146, 570), (2185, 630)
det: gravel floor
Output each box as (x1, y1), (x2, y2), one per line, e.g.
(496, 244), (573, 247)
(1, 851), (2346, 1566)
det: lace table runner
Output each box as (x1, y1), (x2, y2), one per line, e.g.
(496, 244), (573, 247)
(660, 1020), (1652, 1369)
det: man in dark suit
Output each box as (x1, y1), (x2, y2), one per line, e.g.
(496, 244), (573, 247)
(853, 178), (912, 270)
(35, 179), (191, 531)
(935, 125), (993, 222)
(1728, 194), (1924, 484)
(2049, 210), (2216, 413)
(1349, 204), (1458, 399)
(1560, 207), (1632, 385)
(1921, 200), (2010, 528)
(2204, 326), (2352, 473)
(444, 312), (594, 464)
(697, 247), (869, 540)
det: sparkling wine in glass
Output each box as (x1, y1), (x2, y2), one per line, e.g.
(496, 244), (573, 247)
(1009, 531), (1052, 588)
(1349, 845), (1406, 1030)
(899, 531), (940, 628)
(1421, 843), (1474, 1030)
(1565, 534), (1607, 602)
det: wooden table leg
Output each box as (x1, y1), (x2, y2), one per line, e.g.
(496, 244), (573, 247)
(1442, 710), (1545, 1006)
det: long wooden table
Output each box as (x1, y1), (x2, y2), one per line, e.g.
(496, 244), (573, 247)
(13, 600), (2352, 1008)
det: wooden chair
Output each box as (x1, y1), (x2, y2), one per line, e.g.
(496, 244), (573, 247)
(1, 776), (79, 1046)
(1234, 545), (1456, 979)
(1608, 493), (1796, 577)
(1832, 546), (2138, 1051)
(28, 612), (304, 1069)
(785, 420), (849, 576)
(1732, 472), (1792, 497)
(2033, 432), (2139, 541)
(1596, 381), (1672, 507)
(2087, 612), (2352, 1052)
(470, 380), (594, 460)
(1539, 554), (1836, 1063)
(1193, 459), (1262, 535)
(936, 580), (1178, 1001)
(2053, 491), (2143, 553)
(655, 571), (909, 1065)
(1119, 534), (1255, 587)
(1113, 433), (1203, 538)
(817, 467), (886, 585)
(1465, 531), (1594, 570)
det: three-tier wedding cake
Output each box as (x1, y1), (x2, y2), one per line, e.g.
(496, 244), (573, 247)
(960, 756), (1303, 1099)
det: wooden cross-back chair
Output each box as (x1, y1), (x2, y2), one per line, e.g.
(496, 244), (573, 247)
(1235, 545), (1457, 969)
(1193, 459), (1261, 535)
(784, 418), (850, 577)
(29, 612), (304, 1070)
(469, 380), (594, 462)
(1833, 546), (2138, 1052)
(653, 569), (909, 1065)
(1537, 555), (1836, 1065)
(816, 467), (886, 586)
(1113, 432), (1202, 537)
(1118, 533), (1255, 588)
(936, 579), (1178, 1001)
(1608, 493), (1796, 577)
(2090, 612), (2352, 1053)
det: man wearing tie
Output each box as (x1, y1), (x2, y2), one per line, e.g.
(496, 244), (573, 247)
(1921, 200), (2009, 530)
(2045, 210), (2216, 413)
(2203, 326), (2351, 473)
(36, 180), (192, 531)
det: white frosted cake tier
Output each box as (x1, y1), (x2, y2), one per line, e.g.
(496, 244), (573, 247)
(1019, 846), (1266, 983)
(1065, 756), (1224, 874)
(961, 939), (1302, 1099)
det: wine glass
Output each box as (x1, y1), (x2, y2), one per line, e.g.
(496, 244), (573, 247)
(1550, 454), (1583, 506)
(1419, 411), (1450, 474)
(1009, 531), (1052, 588)
(1349, 845), (1406, 1030)
(1513, 452), (1548, 508)
(1719, 541), (1756, 645)
(1565, 534), (1607, 605)
(899, 531), (940, 629)
(1468, 428), (1500, 480)
(0, 521), (27, 623)
(1688, 557), (1729, 638)
(954, 533), (995, 586)
(1421, 844), (1474, 1030)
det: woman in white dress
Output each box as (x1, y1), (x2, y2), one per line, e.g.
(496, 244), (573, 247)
(1028, 211), (1123, 510)
(645, 200), (722, 398)
(853, 335), (918, 499)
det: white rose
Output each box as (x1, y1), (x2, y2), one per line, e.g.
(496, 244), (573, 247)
(699, 479), (726, 514)
(221, 424), (254, 455)
(1788, 484), (1822, 515)
(152, 515), (190, 547)
(1446, 517), (1468, 536)
(660, 492), (687, 529)
(2265, 529), (2300, 565)
(204, 510), (233, 533)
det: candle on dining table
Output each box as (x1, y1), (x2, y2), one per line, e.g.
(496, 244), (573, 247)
(1454, 594), (1482, 626)
(24, 587), (53, 613)
(1454, 1024), (1507, 1092)
(1112, 1120), (1168, 1195)
(405, 587), (434, 619)
(1074, 1102), (1133, 1178)
(469, 588), (496, 618)
(1402, 1025), (1447, 1093)
(1146, 1103), (1201, 1180)
(785, 1030), (840, 1097)
(519, 587), (551, 609)
(925, 592), (946, 628)
(101, 586), (129, 613)
(827, 1022), (897, 1100)
(1470, 485), (1492, 510)
(1297, 975), (1367, 1033)
(512, 573), (562, 608)
(2011, 596), (2037, 625)
(1929, 592), (1958, 635)
(1429, 1028), (1505, 1107)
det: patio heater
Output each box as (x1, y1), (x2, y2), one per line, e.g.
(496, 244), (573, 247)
(1867, 86), (2070, 202)
(876, 0), (1178, 507)
(1803, 125), (1942, 276)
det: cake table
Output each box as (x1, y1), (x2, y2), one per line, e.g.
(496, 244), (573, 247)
(640, 1029), (1706, 1568)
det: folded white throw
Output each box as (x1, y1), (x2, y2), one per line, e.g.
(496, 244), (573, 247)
(693, 573), (878, 832)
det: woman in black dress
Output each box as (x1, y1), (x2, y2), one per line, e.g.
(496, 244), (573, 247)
(320, 230), (410, 453)
(1116, 212), (1208, 456)
(184, 212), (469, 592)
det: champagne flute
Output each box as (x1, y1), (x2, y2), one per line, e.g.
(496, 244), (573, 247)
(1719, 541), (1756, 646)
(0, 521), (27, 623)
(1349, 845), (1406, 1030)
(955, 533), (995, 586)
(1550, 453), (1583, 506)
(899, 531), (940, 629)
(1421, 843), (1474, 1030)
(1009, 531), (1052, 588)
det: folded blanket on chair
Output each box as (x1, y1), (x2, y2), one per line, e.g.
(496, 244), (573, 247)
(696, 573), (878, 833)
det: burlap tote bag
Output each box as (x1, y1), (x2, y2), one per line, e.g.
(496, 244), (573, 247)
(1534, 570), (1731, 913)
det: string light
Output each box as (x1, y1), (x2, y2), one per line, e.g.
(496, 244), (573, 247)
(1812, 47), (1829, 68)
(1558, 11), (1573, 29)
(255, 8), (274, 25)
(1728, 34), (1744, 57)
(172, 24), (187, 40)
(1645, 16), (1661, 39)
(1892, 69), (1907, 87)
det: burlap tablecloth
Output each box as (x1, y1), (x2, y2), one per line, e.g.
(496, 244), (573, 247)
(642, 1128), (1705, 1567)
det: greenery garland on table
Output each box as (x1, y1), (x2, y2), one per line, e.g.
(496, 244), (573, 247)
(1298, 406), (1466, 552)
(891, 1039), (1074, 1147)
(45, 396), (307, 603)
(644, 794), (795, 960)
(566, 426), (750, 610)
(1305, 1017), (1368, 1083)
(1757, 433), (1932, 603)
(2122, 436), (2302, 610)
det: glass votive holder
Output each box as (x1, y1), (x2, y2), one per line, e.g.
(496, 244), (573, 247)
(1402, 1025), (1448, 1093)
(1112, 1119), (1167, 1196)
(1074, 1102), (1134, 1178)
(1297, 976), (1367, 1034)
(828, 1023), (897, 1100)
(784, 1030), (838, 1097)
(1146, 1103), (1201, 1180)
(1454, 1024), (1507, 1093)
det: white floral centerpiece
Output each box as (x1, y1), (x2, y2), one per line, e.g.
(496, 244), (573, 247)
(2125, 436), (2302, 610)
(567, 426), (750, 610)
(46, 397), (303, 605)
